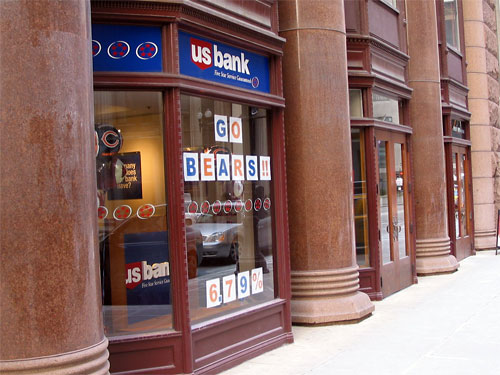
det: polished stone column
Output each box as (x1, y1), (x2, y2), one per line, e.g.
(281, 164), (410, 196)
(406, 0), (459, 274)
(463, 0), (499, 250)
(0, 1), (109, 374)
(278, 0), (374, 323)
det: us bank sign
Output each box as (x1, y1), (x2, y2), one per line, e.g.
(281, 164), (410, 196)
(179, 31), (270, 93)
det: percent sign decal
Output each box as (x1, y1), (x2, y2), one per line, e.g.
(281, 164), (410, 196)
(251, 267), (264, 294)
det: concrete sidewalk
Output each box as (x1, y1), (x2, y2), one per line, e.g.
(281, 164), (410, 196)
(222, 250), (500, 375)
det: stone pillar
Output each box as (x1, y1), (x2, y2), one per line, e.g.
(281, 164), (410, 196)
(406, 0), (459, 274)
(0, 1), (109, 374)
(278, 0), (374, 323)
(463, 0), (500, 250)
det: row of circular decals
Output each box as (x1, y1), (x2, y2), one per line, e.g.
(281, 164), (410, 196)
(98, 203), (155, 221)
(98, 198), (271, 221)
(92, 40), (158, 60)
(188, 198), (271, 215)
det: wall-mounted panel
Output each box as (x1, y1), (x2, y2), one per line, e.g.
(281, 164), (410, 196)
(193, 303), (288, 370)
(197, 0), (273, 30)
(345, 0), (361, 34)
(447, 50), (464, 83)
(367, 0), (400, 48)
(108, 334), (183, 374)
(371, 44), (408, 87)
(448, 81), (469, 113)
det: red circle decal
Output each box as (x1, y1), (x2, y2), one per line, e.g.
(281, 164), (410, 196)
(188, 201), (198, 214)
(223, 200), (232, 214)
(137, 204), (155, 219)
(263, 198), (271, 210)
(234, 200), (243, 213)
(201, 201), (210, 214)
(212, 200), (222, 215)
(254, 198), (262, 211)
(113, 205), (132, 220)
(98, 206), (108, 220)
(244, 199), (253, 212)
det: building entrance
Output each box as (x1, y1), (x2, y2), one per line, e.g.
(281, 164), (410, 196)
(376, 130), (413, 297)
(451, 146), (473, 261)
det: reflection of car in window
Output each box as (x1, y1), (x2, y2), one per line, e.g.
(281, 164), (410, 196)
(186, 212), (242, 264)
(257, 215), (272, 255)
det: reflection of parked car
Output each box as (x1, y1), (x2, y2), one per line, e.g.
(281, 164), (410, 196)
(188, 213), (242, 263)
(257, 215), (272, 255)
(186, 224), (203, 279)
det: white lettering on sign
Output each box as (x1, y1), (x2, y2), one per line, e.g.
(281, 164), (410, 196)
(191, 37), (251, 75)
(214, 44), (250, 74)
(125, 260), (170, 290)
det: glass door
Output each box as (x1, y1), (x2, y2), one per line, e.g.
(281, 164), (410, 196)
(452, 146), (472, 260)
(376, 130), (412, 297)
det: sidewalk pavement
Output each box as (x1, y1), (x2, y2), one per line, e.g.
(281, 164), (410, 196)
(221, 250), (500, 375)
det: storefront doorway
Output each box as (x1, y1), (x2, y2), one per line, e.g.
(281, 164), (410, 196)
(376, 130), (413, 297)
(444, 118), (474, 262)
(451, 145), (473, 261)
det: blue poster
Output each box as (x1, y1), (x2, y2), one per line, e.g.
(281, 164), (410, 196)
(124, 231), (170, 318)
(179, 31), (270, 93)
(92, 24), (162, 72)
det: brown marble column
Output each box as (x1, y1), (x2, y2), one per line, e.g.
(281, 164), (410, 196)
(0, 1), (109, 374)
(406, 0), (459, 274)
(278, 0), (374, 323)
(463, 0), (499, 250)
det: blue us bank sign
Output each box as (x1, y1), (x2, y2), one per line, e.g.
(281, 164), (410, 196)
(179, 31), (270, 93)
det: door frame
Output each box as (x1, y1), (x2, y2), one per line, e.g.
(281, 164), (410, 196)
(445, 141), (475, 261)
(375, 129), (414, 298)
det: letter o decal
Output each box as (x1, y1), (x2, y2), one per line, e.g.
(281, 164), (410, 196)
(231, 121), (240, 139)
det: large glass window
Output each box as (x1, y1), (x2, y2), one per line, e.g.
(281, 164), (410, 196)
(181, 94), (275, 324)
(373, 93), (401, 124)
(95, 91), (172, 336)
(349, 89), (364, 117)
(444, 0), (460, 51)
(451, 119), (466, 139)
(352, 129), (370, 267)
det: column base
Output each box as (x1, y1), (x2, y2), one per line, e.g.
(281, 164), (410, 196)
(291, 266), (374, 324)
(474, 229), (497, 250)
(416, 237), (459, 275)
(0, 339), (109, 375)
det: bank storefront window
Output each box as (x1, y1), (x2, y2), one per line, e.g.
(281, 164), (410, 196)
(181, 94), (275, 324)
(95, 91), (172, 336)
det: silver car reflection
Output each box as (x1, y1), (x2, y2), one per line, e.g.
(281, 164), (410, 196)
(186, 213), (242, 264)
